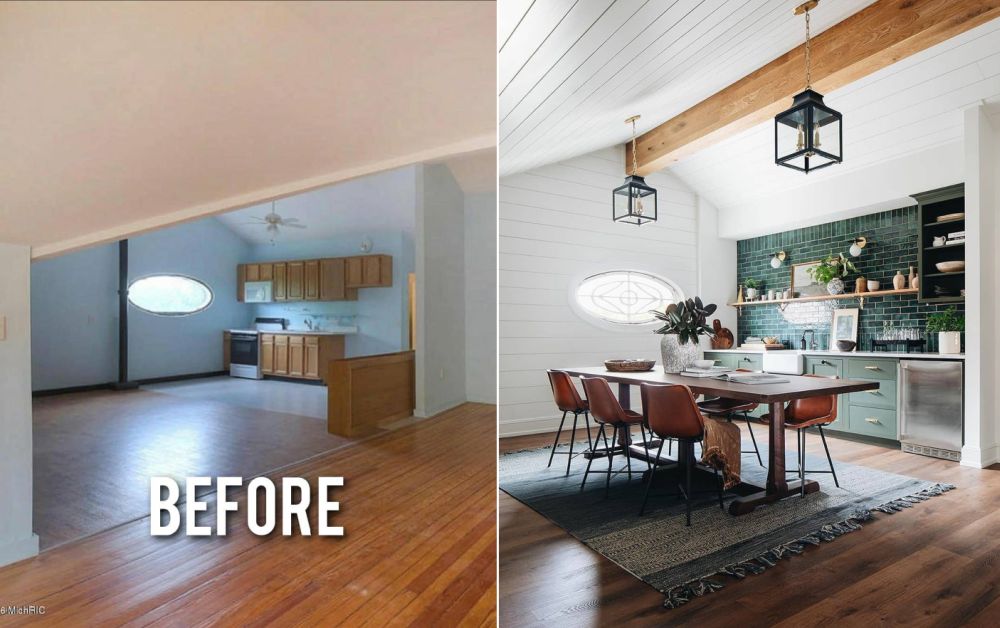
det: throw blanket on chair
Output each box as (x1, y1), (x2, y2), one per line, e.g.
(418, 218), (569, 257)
(701, 417), (742, 489)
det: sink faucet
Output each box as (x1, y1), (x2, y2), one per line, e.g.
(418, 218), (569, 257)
(304, 318), (314, 330)
(801, 329), (816, 350)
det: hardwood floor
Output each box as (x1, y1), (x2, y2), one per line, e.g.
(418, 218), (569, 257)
(3, 402), (496, 626)
(500, 424), (1000, 627)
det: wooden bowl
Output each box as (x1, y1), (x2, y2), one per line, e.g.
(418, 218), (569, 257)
(935, 261), (965, 273)
(604, 359), (655, 372)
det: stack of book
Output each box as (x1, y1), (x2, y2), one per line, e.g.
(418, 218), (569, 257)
(947, 230), (965, 245)
(680, 366), (732, 378)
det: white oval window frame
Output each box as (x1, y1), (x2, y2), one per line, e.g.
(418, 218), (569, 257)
(568, 269), (685, 333)
(127, 273), (215, 317)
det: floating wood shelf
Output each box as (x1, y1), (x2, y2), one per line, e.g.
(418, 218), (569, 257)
(923, 271), (964, 278)
(922, 217), (965, 227)
(923, 242), (965, 251)
(729, 288), (918, 311)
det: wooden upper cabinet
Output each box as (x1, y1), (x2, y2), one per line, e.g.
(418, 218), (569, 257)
(304, 260), (320, 301)
(347, 255), (393, 288)
(287, 262), (304, 300)
(320, 258), (351, 301)
(245, 264), (260, 282)
(259, 263), (273, 281)
(237, 264), (246, 302)
(272, 262), (287, 301)
(346, 256), (364, 287)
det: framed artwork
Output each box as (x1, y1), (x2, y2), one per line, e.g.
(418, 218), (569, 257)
(790, 261), (823, 297)
(831, 308), (860, 351)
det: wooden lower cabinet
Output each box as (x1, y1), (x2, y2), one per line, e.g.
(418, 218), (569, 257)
(259, 333), (344, 382)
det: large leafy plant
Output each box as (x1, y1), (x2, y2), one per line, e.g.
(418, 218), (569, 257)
(807, 252), (858, 284)
(927, 307), (964, 333)
(651, 297), (717, 346)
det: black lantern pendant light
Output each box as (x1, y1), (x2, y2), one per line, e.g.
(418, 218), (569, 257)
(775, 1), (842, 173)
(613, 115), (657, 225)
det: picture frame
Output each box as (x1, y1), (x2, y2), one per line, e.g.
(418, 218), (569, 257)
(830, 308), (860, 351)
(790, 261), (823, 297)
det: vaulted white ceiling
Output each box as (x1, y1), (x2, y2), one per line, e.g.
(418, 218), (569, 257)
(498, 0), (876, 176)
(1, 1), (495, 258)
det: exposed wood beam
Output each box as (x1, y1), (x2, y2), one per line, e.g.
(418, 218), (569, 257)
(627, 0), (1000, 175)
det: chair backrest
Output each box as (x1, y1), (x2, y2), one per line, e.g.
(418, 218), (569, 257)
(640, 383), (705, 440)
(580, 376), (628, 424)
(546, 370), (586, 412)
(786, 374), (838, 422)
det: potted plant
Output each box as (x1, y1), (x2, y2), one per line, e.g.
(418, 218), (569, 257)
(650, 297), (716, 373)
(927, 307), (964, 354)
(807, 253), (858, 295)
(743, 278), (761, 300)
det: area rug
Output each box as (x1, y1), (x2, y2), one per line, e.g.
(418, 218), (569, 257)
(499, 440), (954, 609)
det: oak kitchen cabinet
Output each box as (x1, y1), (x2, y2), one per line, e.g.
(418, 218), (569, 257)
(237, 255), (389, 303)
(259, 333), (345, 382)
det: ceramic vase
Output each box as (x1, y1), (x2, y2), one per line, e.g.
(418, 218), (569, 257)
(939, 331), (961, 354)
(909, 266), (918, 290)
(893, 271), (906, 290)
(827, 278), (845, 295)
(855, 277), (867, 293)
(660, 334), (699, 374)
(745, 288), (758, 300)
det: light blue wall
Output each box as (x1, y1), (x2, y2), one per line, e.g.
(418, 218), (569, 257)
(30, 219), (252, 390)
(250, 228), (415, 357)
(31, 244), (119, 390)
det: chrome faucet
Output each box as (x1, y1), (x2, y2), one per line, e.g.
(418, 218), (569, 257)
(304, 318), (314, 330)
(801, 329), (816, 350)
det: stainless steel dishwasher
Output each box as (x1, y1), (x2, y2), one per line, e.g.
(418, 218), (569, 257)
(899, 360), (963, 461)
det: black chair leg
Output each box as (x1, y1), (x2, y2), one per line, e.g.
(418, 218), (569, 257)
(639, 426), (651, 471)
(580, 423), (604, 492)
(714, 467), (725, 510)
(623, 426), (632, 481)
(744, 412), (763, 466)
(639, 442), (664, 516)
(818, 426), (840, 488)
(799, 430), (806, 497)
(583, 412), (594, 453)
(547, 411), (567, 468)
(605, 428), (618, 499)
(684, 443), (693, 526)
(564, 412), (580, 476)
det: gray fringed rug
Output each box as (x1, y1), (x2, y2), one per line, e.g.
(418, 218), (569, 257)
(499, 440), (954, 609)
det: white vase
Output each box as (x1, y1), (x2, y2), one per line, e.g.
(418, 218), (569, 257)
(827, 278), (845, 295)
(745, 288), (758, 300)
(938, 331), (961, 354)
(660, 334), (699, 374)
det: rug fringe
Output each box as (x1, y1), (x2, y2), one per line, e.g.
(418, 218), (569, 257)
(661, 482), (955, 609)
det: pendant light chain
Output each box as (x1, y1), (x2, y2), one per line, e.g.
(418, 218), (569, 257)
(630, 118), (638, 176)
(804, 8), (811, 89)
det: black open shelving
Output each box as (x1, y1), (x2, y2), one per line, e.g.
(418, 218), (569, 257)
(914, 184), (965, 303)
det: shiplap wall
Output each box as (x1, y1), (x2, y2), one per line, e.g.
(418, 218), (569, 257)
(499, 146), (703, 436)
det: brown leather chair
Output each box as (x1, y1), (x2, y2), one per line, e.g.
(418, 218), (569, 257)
(697, 369), (763, 466)
(640, 383), (724, 525)
(764, 374), (840, 496)
(579, 376), (648, 497)
(545, 370), (593, 474)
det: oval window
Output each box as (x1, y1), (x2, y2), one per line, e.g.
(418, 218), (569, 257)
(574, 270), (681, 325)
(128, 274), (214, 316)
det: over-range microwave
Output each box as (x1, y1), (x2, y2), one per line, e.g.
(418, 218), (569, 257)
(244, 281), (273, 303)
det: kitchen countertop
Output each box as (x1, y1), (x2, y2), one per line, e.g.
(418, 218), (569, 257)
(227, 327), (358, 335)
(706, 348), (965, 360)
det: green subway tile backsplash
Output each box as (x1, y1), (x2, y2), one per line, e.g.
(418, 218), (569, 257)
(736, 206), (964, 351)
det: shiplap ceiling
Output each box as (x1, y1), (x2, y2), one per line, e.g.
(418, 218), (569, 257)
(498, 0), (877, 177)
(671, 16), (1000, 237)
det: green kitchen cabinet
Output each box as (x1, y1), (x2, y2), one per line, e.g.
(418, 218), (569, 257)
(803, 356), (846, 430)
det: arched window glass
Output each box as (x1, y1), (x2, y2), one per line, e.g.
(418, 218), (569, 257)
(574, 270), (681, 325)
(128, 274), (214, 316)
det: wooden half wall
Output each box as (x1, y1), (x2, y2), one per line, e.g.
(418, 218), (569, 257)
(327, 350), (415, 437)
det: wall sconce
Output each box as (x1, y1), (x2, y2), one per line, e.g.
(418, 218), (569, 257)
(770, 251), (787, 269)
(849, 236), (868, 257)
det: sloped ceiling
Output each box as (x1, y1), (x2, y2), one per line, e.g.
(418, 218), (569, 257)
(498, 0), (876, 176)
(0, 1), (495, 257)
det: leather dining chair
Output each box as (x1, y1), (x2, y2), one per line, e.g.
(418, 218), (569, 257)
(545, 370), (593, 474)
(697, 369), (763, 466)
(579, 376), (648, 497)
(763, 374), (840, 496)
(640, 383), (725, 525)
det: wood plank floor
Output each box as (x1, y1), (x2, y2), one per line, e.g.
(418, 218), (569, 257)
(500, 424), (1000, 627)
(2, 402), (496, 626)
(33, 387), (353, 549)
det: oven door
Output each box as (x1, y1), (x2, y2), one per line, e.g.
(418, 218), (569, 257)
(230, 333), (261, 379)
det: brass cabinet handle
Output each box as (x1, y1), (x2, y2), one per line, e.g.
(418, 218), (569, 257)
(864, 365), (881, 371)
(865, 417), (881, 424)
(867, 390), (881, 395)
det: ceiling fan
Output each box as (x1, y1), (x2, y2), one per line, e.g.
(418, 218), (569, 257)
(244, 201), (307, 244)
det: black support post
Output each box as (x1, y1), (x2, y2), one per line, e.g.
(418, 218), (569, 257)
(113, 239), (138, 390)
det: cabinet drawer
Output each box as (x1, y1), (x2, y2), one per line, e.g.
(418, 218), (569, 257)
(734, 353), (762, 371)
(849, 379), (896, 409)
(703, 352), (733, 368)
(848, 405), (898, 440)
(847, 358), (897, 380)
(804, 356), (843, 378)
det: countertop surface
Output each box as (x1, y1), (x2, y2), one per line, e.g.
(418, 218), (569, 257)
(706, 348), (965, 360)
(227, 327), (358, 335)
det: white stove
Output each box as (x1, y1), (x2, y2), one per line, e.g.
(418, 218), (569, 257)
(229, 318), (286, 379)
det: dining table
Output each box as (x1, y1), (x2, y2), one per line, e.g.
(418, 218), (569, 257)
(559, 366), (880, 515)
